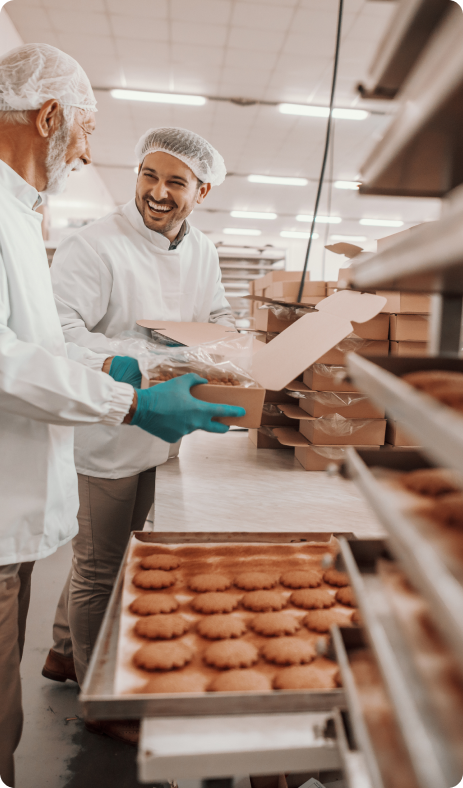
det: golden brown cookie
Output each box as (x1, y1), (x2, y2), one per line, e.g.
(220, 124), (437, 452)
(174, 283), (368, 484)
(424, 493), (463, 528)
(402, 370), (463, 393)
(197, 615), (247, 640)
(261, 637), (316, 666)
(189, 574), (232, 593)
(191, 592), (239, 614)
(144, 673), (206, 694)
(204, 640), (259, 669)
(234, 572), (277, 590)
(140, 553), (180, 571)
(242, 590), (285, 612)
(134, 614), (189, 640)
(251, 612), (301, 637)
(335, 587), (356, 607)
(209, 670), (272, 692)
(290, 589), (335, 610)
(323, 568), (349, 587)
(133, 570), (176, 590)
(280, 570), (322, 589)
(274, 659), (339, 689)
(303, 609), (350, 633)
(133, 641), (192, 671)
(434, 386), (463, 412)
(129, 594), (179, 616)
(401, 468), (462, 497)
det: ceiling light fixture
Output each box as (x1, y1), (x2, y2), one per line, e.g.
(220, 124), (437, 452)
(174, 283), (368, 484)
(330, 235), (367, 243)
(334, 181), (361, 190)
(230, 210), (277, 220)
(280, 231), (320, 239)
(278, 104), (368, 120)
(296, 215), (342, 224)
(223, 228), (262, 236)
(359, 219), (404, 227)
(111, 88), (206, 106)
(248, 174), (308, 186)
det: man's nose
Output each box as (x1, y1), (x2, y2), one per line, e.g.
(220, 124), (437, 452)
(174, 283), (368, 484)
(150, 180), (169, 201)
(81, 137), (92, 166)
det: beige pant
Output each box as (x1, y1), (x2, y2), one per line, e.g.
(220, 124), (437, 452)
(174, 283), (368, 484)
(53, 469), (156, 685)
(0, 561), (34, 788)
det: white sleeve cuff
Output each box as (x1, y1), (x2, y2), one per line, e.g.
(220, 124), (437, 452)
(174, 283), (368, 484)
(84, 352), (111, 371)
(100, 381), (134, 425)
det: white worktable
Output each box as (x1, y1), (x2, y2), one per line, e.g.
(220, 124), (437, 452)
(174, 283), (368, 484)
(153, 430), (383, 537)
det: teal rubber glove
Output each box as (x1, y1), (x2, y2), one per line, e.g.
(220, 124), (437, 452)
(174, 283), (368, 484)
(130, 373), (246, 443)
(109, 356), (142, 388)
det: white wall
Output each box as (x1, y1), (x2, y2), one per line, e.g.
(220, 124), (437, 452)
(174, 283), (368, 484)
(0, 8), (116, 242)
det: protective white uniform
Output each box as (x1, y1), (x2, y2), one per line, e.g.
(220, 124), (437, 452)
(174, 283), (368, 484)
(0, 161), (134, 564)
(51, 198), (234, 479)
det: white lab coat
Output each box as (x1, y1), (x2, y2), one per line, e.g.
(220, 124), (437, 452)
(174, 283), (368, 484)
(51, 198), (234, 479)
(0, 161), (134, 564)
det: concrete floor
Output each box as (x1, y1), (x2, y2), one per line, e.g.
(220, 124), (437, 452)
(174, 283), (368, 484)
(15, 541), (161, 788)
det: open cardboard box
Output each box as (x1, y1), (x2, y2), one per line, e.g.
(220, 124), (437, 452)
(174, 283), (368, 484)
(390, 340), (428, 357)
(303, 365), (359, 393)
(316, 338), (389, 364)
(275, 403), (386, 446)
(138, 290), (386, 428)
(281, 392), (385, 419)
(271, 426), (381, 470)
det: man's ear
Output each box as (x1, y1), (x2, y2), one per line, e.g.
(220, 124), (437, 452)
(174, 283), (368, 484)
(196, 182), (212, 205)
(36, 99), (62, 139)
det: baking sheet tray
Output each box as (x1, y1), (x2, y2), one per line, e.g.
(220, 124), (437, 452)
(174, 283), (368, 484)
(80, 531), (352, 720)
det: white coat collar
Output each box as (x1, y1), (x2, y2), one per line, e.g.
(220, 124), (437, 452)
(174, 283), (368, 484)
(0, 159), (42, 211)
(122, 198), (173, 251)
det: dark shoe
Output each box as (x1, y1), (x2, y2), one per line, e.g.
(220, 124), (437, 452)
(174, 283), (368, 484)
(42, 648), (78, 683)
(85, 719), (140, 746)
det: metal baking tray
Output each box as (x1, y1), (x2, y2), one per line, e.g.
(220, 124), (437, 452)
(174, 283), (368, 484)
(80, 531), (352, 720)
(346, 354), (463, 474)
(338, 538), (459, 788)
(343, 447), (463, 675)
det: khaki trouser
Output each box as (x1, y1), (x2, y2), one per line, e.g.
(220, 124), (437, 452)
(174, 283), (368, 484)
(0, 561), (34, 788)
(52, 469), (156, 685)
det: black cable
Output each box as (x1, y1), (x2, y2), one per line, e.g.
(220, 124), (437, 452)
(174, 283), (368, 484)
(297, 0), (344, 302)
(321, 118), (336, 280)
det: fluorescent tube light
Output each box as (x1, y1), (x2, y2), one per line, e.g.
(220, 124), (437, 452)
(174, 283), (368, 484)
(280, 231), (319, 239)
(223, 228), (262, 236)
(334, 181), (361, 190)
(296, 215), (342, 224)
(111, 89), (206, 106)
(248, 174), (308, 186)
(359, 219), (404, 227)
(230, 210), (277, 220)
(330, 235), (367, 243)
(279, 104), (368, 120)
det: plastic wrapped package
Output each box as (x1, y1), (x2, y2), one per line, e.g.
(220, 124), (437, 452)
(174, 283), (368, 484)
(258, 303), (313, 320)
(313, 413), (378, 436)
(287, 390), (367, 405)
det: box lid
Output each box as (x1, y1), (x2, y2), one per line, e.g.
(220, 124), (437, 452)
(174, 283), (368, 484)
(136, 320), (238, 346)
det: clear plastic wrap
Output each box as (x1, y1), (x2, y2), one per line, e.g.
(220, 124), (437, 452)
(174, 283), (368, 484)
(312, 363), (345, 378)
(334, 333), (377, 353)
(309, 445), (350, 460)
(314, 413), (376, 436)
(257, 303), (311, 320)
(287, 390), (368, 406)
(262, 403), (284, 415)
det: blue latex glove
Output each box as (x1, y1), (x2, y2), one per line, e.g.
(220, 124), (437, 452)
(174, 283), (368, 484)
(108, 356), (142, 388)
(130, 373), (246, 443)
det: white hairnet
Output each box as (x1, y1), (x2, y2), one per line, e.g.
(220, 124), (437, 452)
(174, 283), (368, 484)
(0, 43), (97, 113)
(135, 127), (226, 187)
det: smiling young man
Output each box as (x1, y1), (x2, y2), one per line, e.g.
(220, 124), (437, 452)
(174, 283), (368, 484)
(45, 128), (235, 740)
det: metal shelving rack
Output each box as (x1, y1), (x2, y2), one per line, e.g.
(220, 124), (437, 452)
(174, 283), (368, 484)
(215, 243), (286, 327)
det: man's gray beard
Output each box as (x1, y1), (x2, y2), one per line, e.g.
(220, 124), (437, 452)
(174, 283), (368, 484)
(43, 110), (82, 195)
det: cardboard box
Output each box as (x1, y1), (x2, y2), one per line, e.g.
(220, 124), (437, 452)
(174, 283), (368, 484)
(279, 295), (325, 306)
(282, 396), (385, 419)
(265, 388), (296, 404)
(378, 292), (431, 314)
(316, 339), (389, 364)
(254, 308), (299, 333)
(271, 427), (380, 470)
(299, 417), (386, 446)
(303, 365), (358, 393)
(248, 428), (291, 449)
(268, 281), (326, 299)
(385, 419), (419, 447)
(260, 404), (294, 427)
(254, 270), (307, 292)
(390, 340), (428, 357)
(389, 314), (430, 342)
(351, 313), (389, 340)
(139, 290), (386, 428)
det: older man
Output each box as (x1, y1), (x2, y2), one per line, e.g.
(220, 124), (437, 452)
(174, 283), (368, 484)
(44, 127), (235, 724)
(0, 44), (243, 785)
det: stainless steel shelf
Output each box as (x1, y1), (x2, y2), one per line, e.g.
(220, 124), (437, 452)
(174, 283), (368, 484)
(352, 187), (463, 292)
(338, 540), (459, 788)
(332, 707), (374, 788)
(343, 447), (463, 676)
(360, 4), (463, 197)
(359, 0), (451, 100)
(346, 354), (463, 472)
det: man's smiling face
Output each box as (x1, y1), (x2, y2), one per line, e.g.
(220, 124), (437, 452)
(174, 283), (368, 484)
(135, 151), (211, 241)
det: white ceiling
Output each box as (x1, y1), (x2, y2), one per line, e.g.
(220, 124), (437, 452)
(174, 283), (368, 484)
(7, 0), (442, 276)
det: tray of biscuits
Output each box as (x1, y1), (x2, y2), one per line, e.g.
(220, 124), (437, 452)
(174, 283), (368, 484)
(81, 531), (360, 719)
